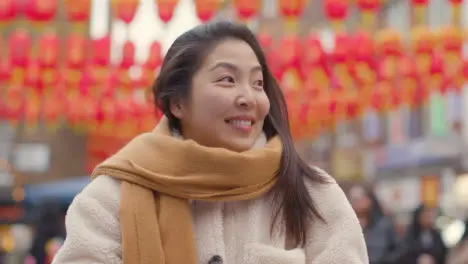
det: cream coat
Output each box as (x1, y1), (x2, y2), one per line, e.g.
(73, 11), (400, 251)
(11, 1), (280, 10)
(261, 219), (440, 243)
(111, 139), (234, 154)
(52, 169), (368, 264)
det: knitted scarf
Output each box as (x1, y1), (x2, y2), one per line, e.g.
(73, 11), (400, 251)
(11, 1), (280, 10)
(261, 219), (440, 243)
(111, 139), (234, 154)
(91, 117), (282, 264)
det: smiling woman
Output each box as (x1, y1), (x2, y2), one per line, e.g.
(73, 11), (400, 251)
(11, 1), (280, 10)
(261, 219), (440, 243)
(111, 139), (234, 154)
(53, 21), (368, 264)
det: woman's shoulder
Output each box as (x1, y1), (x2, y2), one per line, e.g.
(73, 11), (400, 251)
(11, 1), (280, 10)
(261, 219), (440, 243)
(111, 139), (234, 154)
(74, 175), (121, 209)
(303, 167), (340, 200)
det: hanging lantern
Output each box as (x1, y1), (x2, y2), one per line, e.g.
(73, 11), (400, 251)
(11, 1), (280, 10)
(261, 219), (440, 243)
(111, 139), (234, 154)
(91, 35), (111, 83)
(43, 87), (65, 132)
(234, 0), (260, 21)
(4, 84), (24, 125)
(23, 93), (41, 131)
(24, 60), (42, 95)
(113, 0), (139, 24)
(120, 40), (135, 70)
(0, 0), (18, 27)
(8, 29), (31, 85)
(0, 60), (11, 85)
(438, 25), (463, 78)
(64, 0), (91, 25)
(24, 0), (58, 26)
(9, 29), (31, 68)
(65, 33), (87, 69)
(332, 33), (353, 91)
(92, 36), (111, 67)
(156, 0), (179, 23)
(351, 31), (376, 97)
(278, 0), (305, 31)
(411, 0), (429, 25)
(195, 0), (219, 23)
(411, 26), (435, 77)
(323, 0), (349, 32)
(376, 29), (403, 81)
(356, 0), (382, 31)
(143, 41), (162, 70)
(429, 54), (445, 94)
(301, 34), (328, 85)
(398, 55), (419, 107)
(257, 33), (273, 49)
(38, 32), (60, 69)
(278, 34), (303, 91)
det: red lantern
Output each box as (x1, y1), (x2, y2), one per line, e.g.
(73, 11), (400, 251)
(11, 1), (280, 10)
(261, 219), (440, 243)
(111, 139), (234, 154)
(92, 36), (111, 84)
(376, 29), (403, 57)
(156, 0), (178, 23)
(398, 55), (419, 106)
(144, 41), (162, 70)
(356, 0), (381, 28)
(278, 35), (303, 70)
(278, 0), (306, 18)
(92, 36), (111, 67)
(278, 35), (303, 90)
(257, 33), (273, 50)
(64, 0), (91, 24)
(120, 40), (135, 69)
(0, 0), (18, 25)
(0, 60), (11, 84)
(323, 0), (348, 31)
(9, 29), (32, 68)
(24, 60), (42, 92)
(234, 0), (260, 20)
(195, 0), (219, 22)
(300, 34), (328, 89)
(113, 0), (139, 24)
(351, 31), (376, 89)
(38, 32), (60, 69)
(25, 0), (58, 23)
(4, 84), (24, 124)
(65, 33), (88, 69)
(43, 88), (65, 131)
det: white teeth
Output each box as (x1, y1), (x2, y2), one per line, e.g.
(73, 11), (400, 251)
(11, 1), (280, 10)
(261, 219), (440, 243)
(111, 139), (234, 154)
(228, 120), (252, 126)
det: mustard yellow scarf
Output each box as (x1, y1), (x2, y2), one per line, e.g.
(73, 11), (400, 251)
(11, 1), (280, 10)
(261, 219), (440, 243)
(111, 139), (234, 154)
(91, 117), (282, 264)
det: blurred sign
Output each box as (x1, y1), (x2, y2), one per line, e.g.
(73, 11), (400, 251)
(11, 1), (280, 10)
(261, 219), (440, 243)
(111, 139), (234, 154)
(375, 176), (421, 213)
(12, 143), (51, 173)
(374, 136), (462, 170)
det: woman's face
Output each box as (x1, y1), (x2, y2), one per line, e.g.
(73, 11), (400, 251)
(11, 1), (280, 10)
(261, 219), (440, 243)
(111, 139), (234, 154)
(171, 39), (270, 152)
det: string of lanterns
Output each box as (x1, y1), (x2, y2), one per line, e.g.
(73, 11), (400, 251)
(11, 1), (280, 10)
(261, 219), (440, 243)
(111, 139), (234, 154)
(0, 0), (467, 145)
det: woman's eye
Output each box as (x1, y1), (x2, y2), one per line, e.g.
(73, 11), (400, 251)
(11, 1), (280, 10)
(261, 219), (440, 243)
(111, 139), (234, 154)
(253, 80), (264, 88)
(218, 76), (235, 83)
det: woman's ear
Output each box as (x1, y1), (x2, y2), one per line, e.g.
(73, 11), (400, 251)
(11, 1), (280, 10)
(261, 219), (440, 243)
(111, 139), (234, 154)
(169, 98), (185, 119)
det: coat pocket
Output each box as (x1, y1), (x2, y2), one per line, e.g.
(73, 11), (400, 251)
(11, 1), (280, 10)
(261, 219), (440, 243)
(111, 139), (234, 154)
(243, 243), (306, 264)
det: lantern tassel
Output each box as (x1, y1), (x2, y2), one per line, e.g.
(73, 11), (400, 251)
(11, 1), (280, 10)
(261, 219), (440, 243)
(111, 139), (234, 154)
(452, 3), (461, 27)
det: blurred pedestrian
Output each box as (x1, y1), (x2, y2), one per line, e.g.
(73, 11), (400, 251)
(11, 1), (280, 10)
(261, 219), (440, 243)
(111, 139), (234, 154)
(29, 200), (65, 264)
(348, 184), (405, 264)
(403, 205), (447, 264)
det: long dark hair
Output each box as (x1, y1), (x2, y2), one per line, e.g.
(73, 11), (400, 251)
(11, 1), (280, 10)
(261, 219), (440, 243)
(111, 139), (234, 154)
(152, 21), (328, 247)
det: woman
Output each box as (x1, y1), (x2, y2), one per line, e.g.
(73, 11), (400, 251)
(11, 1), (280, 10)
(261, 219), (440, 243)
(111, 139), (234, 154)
(53, 21), (367, 264)
(348, 185), (404, 264)
(404, 205), (447, 264)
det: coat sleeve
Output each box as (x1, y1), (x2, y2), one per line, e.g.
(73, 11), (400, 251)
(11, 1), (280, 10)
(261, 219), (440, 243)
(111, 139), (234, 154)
(52, 176), (122, 264)
(304, 172), (369, 264)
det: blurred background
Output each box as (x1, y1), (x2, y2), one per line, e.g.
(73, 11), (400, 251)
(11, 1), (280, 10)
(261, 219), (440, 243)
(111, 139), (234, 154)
(1, 0), (468, 263)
